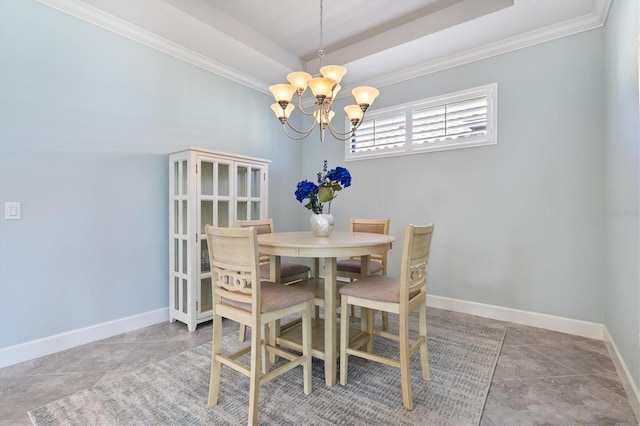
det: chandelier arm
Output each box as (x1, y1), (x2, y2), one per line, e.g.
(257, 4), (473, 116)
(295, 95), (317, 116)
(324, 111), (368, 137)
(281, 123), (315, 141)
(284, 115), (317, 136)
(325, 120), (356, 137)
(325, 125), (354, 142)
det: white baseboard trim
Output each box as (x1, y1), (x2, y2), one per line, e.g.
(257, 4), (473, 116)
(604, 326), (640, 422)
(428, 294), (640, 420)
(427, 295), (604, 340)
(0, 308), (169, 368)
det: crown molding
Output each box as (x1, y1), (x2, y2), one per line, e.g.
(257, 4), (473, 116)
(366, 1), (612, 90)
(36, 0), (610, 96)
(35, 0), (270, 94)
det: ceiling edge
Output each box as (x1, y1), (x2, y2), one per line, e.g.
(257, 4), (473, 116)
(347, 2), (612, 93)
(35, 0), (270, 93)
(35, 0), (611, 98)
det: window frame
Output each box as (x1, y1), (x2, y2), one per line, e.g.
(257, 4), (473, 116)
(345, 83), (498, 161)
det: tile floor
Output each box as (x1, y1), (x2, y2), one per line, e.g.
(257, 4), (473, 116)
(0, 308), (637, 426)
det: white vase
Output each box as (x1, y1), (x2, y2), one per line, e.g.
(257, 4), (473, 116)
(309, 213), (334, 237)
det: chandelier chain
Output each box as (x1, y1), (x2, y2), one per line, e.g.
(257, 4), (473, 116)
(318, 0), (325, 65)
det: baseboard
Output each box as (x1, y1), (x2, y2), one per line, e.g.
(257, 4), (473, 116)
(427, 295), (604, 340)
(0, 308), (169, 368)
(428, 294), (639, 420)
(604, 326), (640, 422)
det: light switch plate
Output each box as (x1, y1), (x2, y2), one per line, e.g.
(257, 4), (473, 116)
(5, 202), (21, 220)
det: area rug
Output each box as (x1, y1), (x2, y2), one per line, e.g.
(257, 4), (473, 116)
(29, 313), (505, 426)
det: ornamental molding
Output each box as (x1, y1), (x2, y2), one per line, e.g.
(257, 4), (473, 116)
(36, 0), (610, 95)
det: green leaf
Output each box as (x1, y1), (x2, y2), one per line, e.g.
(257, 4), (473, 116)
(317, 187), (334, 202)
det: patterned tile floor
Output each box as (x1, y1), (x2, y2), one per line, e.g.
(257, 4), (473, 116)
(0, 308), (637, 425)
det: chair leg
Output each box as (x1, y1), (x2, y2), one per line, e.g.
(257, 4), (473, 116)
(261, 324), (269, 375)
(360, 307), (376, 353)
(339, 295), (349, 386)
(419, 303), (430, 381)
(238, 323), (247, 342)
(247, 320), (261, 425)
(399, 311), (414, 410)
(269, 320), (281, 365)
(302, 302), (313, 395)
(381, 311), (389, 330)
(208, 315), (223, 407)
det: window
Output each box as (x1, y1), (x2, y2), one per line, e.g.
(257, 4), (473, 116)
(345, 83), (497, 161)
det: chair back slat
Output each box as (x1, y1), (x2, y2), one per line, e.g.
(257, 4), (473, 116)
(238, 219), (274, 264)
(352, 222), (386, 234)
(400, 224), (434, 300)
(205, 224), (260, 309)
(213, 270), (253, 294)
(349, 218), (390, 268)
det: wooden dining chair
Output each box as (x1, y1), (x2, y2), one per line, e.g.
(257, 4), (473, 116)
(205, 225), (314, 425)
(237, 219), (311, 341)
(339, 223), (434, 410)
(336, 218), (390, 330)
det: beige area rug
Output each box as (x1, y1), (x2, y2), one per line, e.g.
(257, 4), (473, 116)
(29, 312), (505, 425)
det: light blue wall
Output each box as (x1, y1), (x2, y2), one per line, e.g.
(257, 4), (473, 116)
(303, 28), (606, 323)
(604, 0), (640, 388)
(0, 0), (302, 347)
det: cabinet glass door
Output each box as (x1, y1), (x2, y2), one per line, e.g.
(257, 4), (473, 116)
(236, 165), (248, 221)
(236, 163), (264, 222)
(170, 158), (190, 316)
(216, 161), (232, 228)
(197, 156), (233, 319)
(250, 167), (262, 219)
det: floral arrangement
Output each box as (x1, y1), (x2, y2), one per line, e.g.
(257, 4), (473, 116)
(295, 161), (351, 214)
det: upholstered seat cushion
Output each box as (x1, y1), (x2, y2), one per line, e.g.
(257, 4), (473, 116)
(336, 259), (383, 274)
(339, 275), (419, 303)
(259, 262), (310, 279)
(223, 282), (315, 313)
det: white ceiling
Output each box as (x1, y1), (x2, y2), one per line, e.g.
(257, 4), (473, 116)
(38, 0), (610, 94)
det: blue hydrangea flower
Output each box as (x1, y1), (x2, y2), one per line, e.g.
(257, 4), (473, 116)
(295, 180), (318, 202)
(294, 162), (351, 214)
(327, 166), (351, 188)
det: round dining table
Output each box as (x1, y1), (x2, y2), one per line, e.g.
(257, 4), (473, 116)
(257, 231), (395, 386)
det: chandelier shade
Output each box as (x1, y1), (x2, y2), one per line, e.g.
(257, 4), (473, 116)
(287, 72), (312, 92)
(319, 65), (347, 84)
(268, 0), (379, 142)
(271, 102), (294, 123)
(352, 86), (380, 110)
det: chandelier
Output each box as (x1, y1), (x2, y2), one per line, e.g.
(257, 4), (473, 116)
(269, 0), (379, 142)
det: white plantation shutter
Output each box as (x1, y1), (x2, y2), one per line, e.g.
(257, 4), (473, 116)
(346, 84), (497, 161)
(349, 112), (406, 153)
(412, 97), (487, 145)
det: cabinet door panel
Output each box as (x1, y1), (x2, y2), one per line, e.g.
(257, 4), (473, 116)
(199, 277), (212, 315)
(250, 167), (261, 197)
(251, 201), (261, 220)
(201, 161), (214, 196)
(217, 201), (230, 227)
(217, 163), (230, 197)
(200, 201), (213, 233)
(236, 166), (248, 197)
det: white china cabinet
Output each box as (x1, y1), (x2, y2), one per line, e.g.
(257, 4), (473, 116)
(169, 147), (269, 331)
